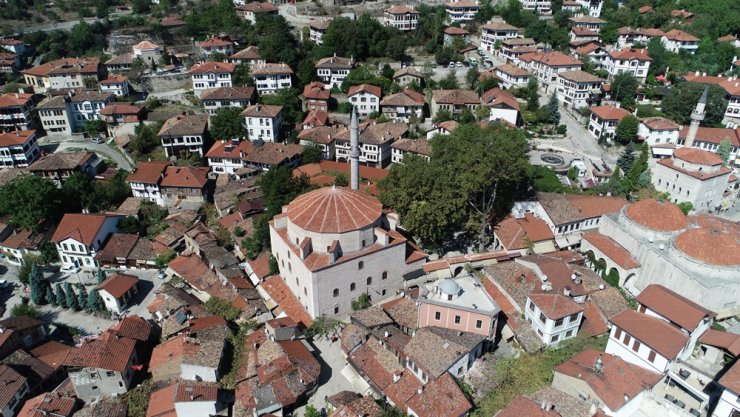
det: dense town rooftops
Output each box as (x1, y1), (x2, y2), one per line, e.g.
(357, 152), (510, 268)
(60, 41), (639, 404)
(63, 332), (136, 372)
(17, 392), (78, 417)
(528, 293), (583, 319)
(237, 1), (277, 12)
(22, 57), (100, 77)
(610, 310), (690, 358)
(678, 126), (740, 147)
(303, 81), (330, 100)
(406, 372), (472, 417)
(284, 186), (383, 233)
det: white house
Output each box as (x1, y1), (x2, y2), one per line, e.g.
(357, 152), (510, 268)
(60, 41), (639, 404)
(480, 23), (520, 53)
(380, 88), (426, 123)
(99, 75), (130, 96)
(229, 46), (265, 66)
(661, 29), (699, 54)
(132, 40), (162, 65)
(568, 15), (606, 32)
(52, 213), (122, 270)
(494, 64), (531, 89)
(96, 272), (140, 314)
(481, 87), (521, 126)
(0, 92), (36, 132)
(383, 5), (419, 31)
(315, 55), (354, 89)
(638, 117), (680, 152)
(158, 114), (209, 159)
(201, 86), (256, 116)
(445, 1), (480, 22)
(556, 70), (604, 109)
(236, 1), (278, 24)
(37, 91), (114, 135)
(348, 84), (382, 118)
(518, 0), (552, 15)
(0, 129), (40, 168)
(251, 63), (293, 95)
(126, 161), (171, 206)
(308, 20), (330, 45)
(588, 105), (631, 141)
(604, 48), (652, 84)
(715, 361), (740, 417)
(242, 104), (283, 142)
(426, 120), (459, 139)
(524, 293), (583, 346)
(616, 27), (665, 49)
(198, 35), (235, 58)
(189, 61), (236, 98)
(519, 51), (582, 93)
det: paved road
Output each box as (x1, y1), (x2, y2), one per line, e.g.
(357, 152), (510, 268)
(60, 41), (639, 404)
(38, 137), (134, 171)
(294, 336), (357, 416)
(11, 10), (133, 35)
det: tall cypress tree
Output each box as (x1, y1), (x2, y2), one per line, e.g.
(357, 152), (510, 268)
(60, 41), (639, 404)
(87, 290), (104, 312)
(55, 284), (68, 309)
(96, 269), (107, 284)
(29, 263), (47, 305)
(77, 284), (90, 313)
(64, 282), (79, 311)
(46, 286), (56, 307)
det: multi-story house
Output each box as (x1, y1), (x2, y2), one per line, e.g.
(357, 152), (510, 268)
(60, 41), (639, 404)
(567, 15), (606, 32)
(494, 64), (531, 89)
(715, 362), (740, 417)
(445, 1), (480, 22)
(0, 365), (29, 417)
(229, 46), (265, 66)
(251, 63), (293, 95)
(348, 84), (382, 118)
(36, 96), (72, 135)
(201, 86), (256, 116)
(63, 333), (138, 402)
(197, 35), (235, 58)
(383, 6), (419, 31)
(132, 40), (162, 66)
(604, 48), (652, 83)
(28, 151), (103, 186)
(158, 114), (209, 158)
(499, 38), (537, 64)
(570, 0), (603, 17)
(335, 121), (408, 168)
(189, 61), (236, 97)
(99, 103), (145, 136)
(573, 43), (609, 68)
(391, 138), (431, 163)
(638, 117), (680, 152)
(22, 57), (103, 94)
(315, 55), (355, 89)
(518, 0), (552, 15)
(52, 213), (122, 270)
(0, 129), (39, 168)
(0, 52), (20, 73)
(160, 165), (212, 208)
(556, 70), (604, 109)
(308, 20), (330, 45)
(303, 81), (330, 112)
(524, 293), (583, 346)
(380, 88), (426, 122)
(96, 273), (139, 314)
(570, 27), (601, 43)
(661, 29), (699, 54)
(588, 105), (630, 141)
(99, 75), (130, 96)
(126, 161), (171, 206)
(0, 93), (36, 132)
(206, 139), (303, 174)
(393, 67), (425, 87)
(430, 89), (479, 119)
(480, 23), (520, 52)
(481, 87), (521, 126)
(520, 51), (583, 93)
(297, 126), (342, 160)
(236, 1), (278, 24)
(37, 91), (115, 135)
(616, 27), (665, 49)
(443, 27), (470, 46)
(242, 104), (283, 142)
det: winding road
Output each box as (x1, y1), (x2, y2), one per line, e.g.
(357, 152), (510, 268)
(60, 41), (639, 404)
(39, 138), (134, 171)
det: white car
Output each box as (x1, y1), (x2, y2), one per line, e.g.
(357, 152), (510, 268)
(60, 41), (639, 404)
(60, 265), (81, 274)
(456, 62), (463, 68)
(448, 62), (456, 68)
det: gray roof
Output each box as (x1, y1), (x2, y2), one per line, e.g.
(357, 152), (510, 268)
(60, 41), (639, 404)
(403, 327), (483, 378)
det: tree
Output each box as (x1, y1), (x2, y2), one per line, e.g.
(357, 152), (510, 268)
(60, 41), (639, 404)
(0, 175), (60, 229)
(55, 284), (68, 309)
(439, 71), (459, 90)
(662, 82), (728, 126)
(210, 107), (248, 140)
(97, 268), (107, 284)
(29, 263), (48, 305)
(18, 254), (41, 286)
(379, 124), (530, 251)
(677, 202), (693, 215)
(546, 93), (560, 124)
(39, 240), (59, 264)
(305, 405), (321, 417)
(529, 165), (564, 192)
(61, 172), (96, 213)
(466, 67), (479, 90)
(716, 138), (732, 166)
(45, 286), (56, 307)
(305, 315), (342, 340)
(615, 115), (639, 145)
(525, 78), (539, 111)
(617, 142), (636, 174)
(259, 88), (304, 140)
(155, 249), (176, 268)
(87, 289), (104, 311)
(351, 293), (371, 311)
(433, 108), (454, 124)
(611, 72), (638, 108)
(65, 282), (80, 311)
(77, 284), (90, 313)
(10, 302), (41, 319)
(129, 122), (161, 159)
(302, 143), (323, 163)
(232, 62), (253, 87)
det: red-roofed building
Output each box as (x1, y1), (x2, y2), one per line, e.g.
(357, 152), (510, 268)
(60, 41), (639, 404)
(661, 29), (699, 54)
(493, 214), (556, 255)
(519, 51), (582, 93)
(0, 129), (40, 168)
(0, 365), (29, 417)
(52, 213), (122, 270)
(716, 361), (740, 417)
(303, 81), (330, 112)
(198, 35), (235, 57)
(22, 57), (102, 94)
(525, 293), (583, 346)
(96, 273), (140, 314)
(481, 87), (521, 126)
(406, 372), (472, 417)
(99, 74), (130, 96)
(189, 61), (236, 97)
(384, 5), (419, 31)
(16, 392), (79, 417)
(159, 165), (212, 208)
(348, 84), (382, 118)
(0, 93), (36, 132)
(494, 396), (561, 417)
(235, 1), (278, 24)
(588, 105), (631, 142)
(380, 88), (426, 123)
(158, 114), (209, 159)
(604, 48), (651, 83)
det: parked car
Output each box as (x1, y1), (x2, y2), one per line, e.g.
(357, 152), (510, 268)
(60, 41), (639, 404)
(448, 62), (456, 68)
(91, 136), (104, 144)
(60, 265), (81, 274)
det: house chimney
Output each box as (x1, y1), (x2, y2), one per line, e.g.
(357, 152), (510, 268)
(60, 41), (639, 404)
(594, 354), (603, 373)
(417, 386), (423, 395)
(589, 402), (599, 415)
(349, 106), (360, 190)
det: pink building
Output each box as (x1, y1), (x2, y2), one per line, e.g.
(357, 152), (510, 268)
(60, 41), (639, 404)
(417, 276), (500, 341)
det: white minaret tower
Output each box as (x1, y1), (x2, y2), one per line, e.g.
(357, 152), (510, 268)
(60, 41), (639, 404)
(685, 86), (708, 149)
(350, 106), (360, 190)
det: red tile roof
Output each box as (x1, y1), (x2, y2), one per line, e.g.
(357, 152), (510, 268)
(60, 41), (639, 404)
(22, 57), (99, 77)
(51, 213), (118, 245)
(385, 5), (418, 14)
(384, 371), (421, 412)
(30, 341), (72, 369)
(624, 199), (687, 231)
(284, 186), (383, 233)
(126, 161), (171, 184)
(149, 335), (186, 372)
(664, 29), (698, 42)
(673, 147), (723, 166)
(160, 166), (210, 188)
(443, 27), (469, 36)
(554, 349), (661, 411)
(0, 92), (33, 107)
(0, 365), (26, 411)
(189, 61), (236, 74)
(0, 129), (35, 147)
(641, 117), (679, 131)
(636, 284), (714, 331)
(303, 81), (330, 100)
(678, 126), (740, 147)
(406, 373), (471, 417)
(481, 87), (520, 111)
(582, 232), (640, 269)
(494, 213), (554, 250)
(520, 51), (582, 67)
(590, 105), (630, 121)
(17, 393), (77, 417)
(495, 396), (561, 417)
(675, 228), (740, 266)
(261, 276), (313, 328)
(63, 332), (136, 372)
(174, 382), (218, 402)
(608, 48), (652, 61)
(719, 360), (740, 395)
(348, 84), (382, 98)
(199, 36), (234, 48)
(699, 329), (740, 356)
(97, 272), (139, 299)
(146, 384), (177, 417)
(528, 293), (583, 320)
(107, 315), (152, 341)
(610, 310), (690, 359)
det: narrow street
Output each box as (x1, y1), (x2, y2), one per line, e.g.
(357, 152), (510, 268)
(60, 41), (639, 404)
(38, 137), (134, 171)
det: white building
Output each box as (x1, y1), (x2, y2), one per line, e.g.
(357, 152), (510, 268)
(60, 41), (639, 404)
(96, 272), (139, 314)
(242, 104), (283, 142)
(524, 293), (583, 346)
(126, 161), (171, 206)
(229, 46), (265, 66)
(480, 23), (520, 53)
(638, 117), (680, 155)
(315, 55), (354, 89)
(426, 120), (459, 139)
(206, 139), (303, 174)
(52, 213), (122, 270)
(661, 29), (699, 54)
(308, 20), (330, 45)
(568, 15), (606, 32)
(518, 0), (551, 15)
(189, 61), (236, 98)
(715, 362), (740, 417)
(0, 93), (36, 132)
(99, 75), (130, 96)
(198, 35), (235, 57)
(519, 51), (582, 93)
(64, 334), (137, 402)
(556, 70), (604, 109)
(251, 63), (293, 95)
(683, 73), (740, 125)
(571, 0), (603, 17)
(445, 1), (480, 23)
(22, 57), (102, 94)
(348, 84), (381, 118)
(0, 129), (39, 168)
(201, 86), (256, 116)
(391, 139), (431, 163)
(481, 87), (521, 126)
(36, 91), (113, 136)
(235, 1), (278, 24)
(588, 105), (631, 141)
(616, 27), (665, 49)
(604, 48), (652, 84)
(494, 64), (531, 89)
(158, 114), (209, 159)
(383, 6), (419, 31)
(335, 121), (407, 168)
(132, 40), (161, 65)
(380, 88), (426, 122)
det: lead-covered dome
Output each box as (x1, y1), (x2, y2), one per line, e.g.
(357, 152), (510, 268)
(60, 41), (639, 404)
(285, 186), (383, 234)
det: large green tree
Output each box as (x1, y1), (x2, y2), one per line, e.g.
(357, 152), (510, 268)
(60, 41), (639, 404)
(232, 63), (254, 87)
(0, 175), (60, 229)
(210, 107), (248, 140)
(379, 124), (530, 251)
(611, 73), (638, 108)
(662, 82), (728, 126)
(615, 115), (639, 145)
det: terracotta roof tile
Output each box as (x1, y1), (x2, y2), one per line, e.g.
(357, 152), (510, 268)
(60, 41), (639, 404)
(261, 276), (313, 328)
(641, 117), (679, 131)
(495, 63), (530, 76)
(22, 57), (99, 77)
(96, 272), (139, 299)
(17, 393), (77, 417)
(431, 89), (479, 105)
(558, 70), (603, 83)
(303, 81), (330, 100)
(494, 214), (554, 250)
(0, 129), (35, 147)
(0, 365), (26, 410)
(406, 373), (471, 417)
(348, 84), (382, 98)
(174, 382), (218, 402)
(63, 333), (136, 372)
(158, 114), (208, 137)
(200, 86), (255, 101)
(127, 161), (171, 184)
(0, 92), (33, 107)
(625, 199), (688, 231)
(582, 232), (639, 269)
(520, 51), (582, 67)
(664, 29), (698, 42)
(495, 396), (561, 417)
(528, 293), (582, 319)
(536, 192), (627, 225)
(675, 228), (740, 266)
(315, 56), (354, 69)
(719, 360), (740, 394)
(284, 186), (382, 233)
(107, 315), (151, 341)
(242, 104), (282, 118)
(610, 310), (690, 358)
(636, 284), (714, 331)
(160, 165), (210, 188)
(678, 126), (740, 147)
(481, 87), (520, 111)
(146, 383), (176, 417)
(673, 147), (723, 165)
(230, 45), (261, 60)
(189, 61), (236, 74)
(590, 105), (630, 121)
(51, 213), (119, 245)
(250, 63), (293, 75)
(380, 89), (425, 107)
(385, 5), (418, 14)
(699, 330), (740, 356)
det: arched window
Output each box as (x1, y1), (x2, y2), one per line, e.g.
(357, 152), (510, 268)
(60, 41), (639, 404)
(350, 283), (356, 291)
(367, 277), (372, 285)
(358, 261), (364, 270)
(382, 271), (387, 280)
(333, 289), (339, 297)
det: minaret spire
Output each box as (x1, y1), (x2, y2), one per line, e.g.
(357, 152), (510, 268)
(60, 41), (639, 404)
(685, 86), (707, 149)
(350, 106), (360, 190)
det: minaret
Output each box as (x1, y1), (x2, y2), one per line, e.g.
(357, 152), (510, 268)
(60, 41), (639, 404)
(685, 86), (708, 149)
(350, 106), (360, 190)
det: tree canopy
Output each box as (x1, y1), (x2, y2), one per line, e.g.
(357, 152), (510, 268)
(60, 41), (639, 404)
(662, 82), (728, 126)
(210, 107), (248, 140)
(318, 15), (407, 61)
(0, 175), (61, 229)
